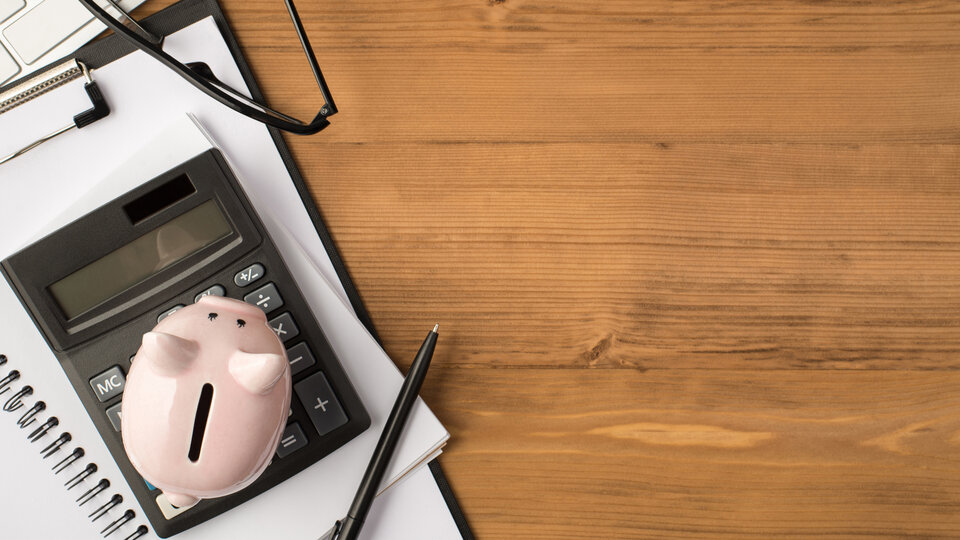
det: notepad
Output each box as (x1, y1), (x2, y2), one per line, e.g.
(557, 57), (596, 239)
(0, 15), (457, 540)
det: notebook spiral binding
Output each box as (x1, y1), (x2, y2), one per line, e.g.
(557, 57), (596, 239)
(1, 354), (149, 540)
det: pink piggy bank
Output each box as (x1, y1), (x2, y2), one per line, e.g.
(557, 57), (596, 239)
(121, 296), (291, 509)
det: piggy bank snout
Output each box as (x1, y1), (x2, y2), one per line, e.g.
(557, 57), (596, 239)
(122, 298), (291, 508)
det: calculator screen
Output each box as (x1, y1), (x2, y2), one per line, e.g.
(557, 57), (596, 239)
(48, 200), (232, 319)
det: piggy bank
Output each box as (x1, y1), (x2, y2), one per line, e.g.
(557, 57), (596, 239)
(121, 296), (291, 509)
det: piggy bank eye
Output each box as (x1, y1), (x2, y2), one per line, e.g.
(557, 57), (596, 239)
(208, 313), (218, 321)
(236, 319), (246, 328)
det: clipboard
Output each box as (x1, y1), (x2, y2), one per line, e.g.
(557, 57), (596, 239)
(0, 0), (474, 538)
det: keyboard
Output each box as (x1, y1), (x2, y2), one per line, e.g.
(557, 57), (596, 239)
(0, 0), (147, 87)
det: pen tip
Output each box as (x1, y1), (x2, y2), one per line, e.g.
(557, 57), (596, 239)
(433, 324), (439, 334)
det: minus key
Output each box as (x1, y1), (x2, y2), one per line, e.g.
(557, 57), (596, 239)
(286, 343), (316, 377)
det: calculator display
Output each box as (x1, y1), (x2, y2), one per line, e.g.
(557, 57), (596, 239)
(48, 200), (232, 319)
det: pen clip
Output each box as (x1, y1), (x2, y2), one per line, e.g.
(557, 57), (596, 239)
(319, 520), (342, 540)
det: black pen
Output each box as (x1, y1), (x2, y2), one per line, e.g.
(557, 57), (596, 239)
(333, 324), (439, 540)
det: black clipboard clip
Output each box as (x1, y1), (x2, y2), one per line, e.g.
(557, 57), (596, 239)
(0, 60), (110, 166)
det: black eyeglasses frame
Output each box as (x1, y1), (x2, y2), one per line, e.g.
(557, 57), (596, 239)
(78, 0), (338, 135)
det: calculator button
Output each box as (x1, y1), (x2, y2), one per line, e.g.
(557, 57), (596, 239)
(145, 480), (157, 491)
(157, 304), (185, 323)
(89, 366), (125, 403)
(268, 312), (299, 342)
(285, 342), (316, 377)
(194, 284), (226, 303)
(106, 402), (123, 432)
(234, 263), (265, 287)
(244, 283), (283, 313)
(275, 423), (308, 458)
(156, 493), (191, 519)
(295, 372), (348, 437)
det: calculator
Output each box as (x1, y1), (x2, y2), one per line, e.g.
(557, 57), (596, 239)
(0, 149), (370, 537)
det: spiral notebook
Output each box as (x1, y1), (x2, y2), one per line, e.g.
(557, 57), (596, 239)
(0, 233), (458, 540)
(0, 1), (471, 538)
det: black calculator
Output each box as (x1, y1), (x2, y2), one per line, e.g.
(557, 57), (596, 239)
(0, 149), (370, 537)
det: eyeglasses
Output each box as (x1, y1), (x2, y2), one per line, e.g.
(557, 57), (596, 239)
(78, 0), (337, 135)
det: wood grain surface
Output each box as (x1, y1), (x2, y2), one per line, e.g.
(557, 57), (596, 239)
(139, 1), (960, 537)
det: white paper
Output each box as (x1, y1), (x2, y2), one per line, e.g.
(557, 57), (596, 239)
(0, 18), (456, 540)
(358, 465), (463, 540)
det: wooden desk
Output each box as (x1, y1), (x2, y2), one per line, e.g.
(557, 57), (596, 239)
(142, 1), (960, 537)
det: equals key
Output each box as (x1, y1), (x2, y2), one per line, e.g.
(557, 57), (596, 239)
(276, 423), (307, 458)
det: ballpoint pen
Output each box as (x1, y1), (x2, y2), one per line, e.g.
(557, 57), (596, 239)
(332, 324), (440, 540)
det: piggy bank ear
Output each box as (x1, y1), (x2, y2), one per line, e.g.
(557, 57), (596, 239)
(139, 332), (199, 376)
(229, 352), (287, 395)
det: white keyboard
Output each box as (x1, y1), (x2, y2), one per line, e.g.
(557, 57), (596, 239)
(0, 0), (147, 86)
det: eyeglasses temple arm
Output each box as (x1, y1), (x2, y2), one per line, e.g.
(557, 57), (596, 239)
(284, 0), (337, 117)
(98, 0), (164, 47)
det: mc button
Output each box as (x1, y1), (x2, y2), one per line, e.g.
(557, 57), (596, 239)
(89, 366), (125, 403)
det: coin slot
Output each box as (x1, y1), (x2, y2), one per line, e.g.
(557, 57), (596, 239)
(188, 383), (214, 462)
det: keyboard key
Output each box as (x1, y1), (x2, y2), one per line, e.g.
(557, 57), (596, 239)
(295, 372), (347, 437)
(106, 402), (123, 432)
(268, 312), (299, 343)
(234, 263), (265, 287)
(285, 342), (316, 377)
(3, 0), (95, 64)
(275, 423), (308, 458)
(0, 42), (19, 85)
(0, 0), (24, 25)
(244, 282), (283, 313)
(89, 366), (125, 403)
(194, 284), (226, 303)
